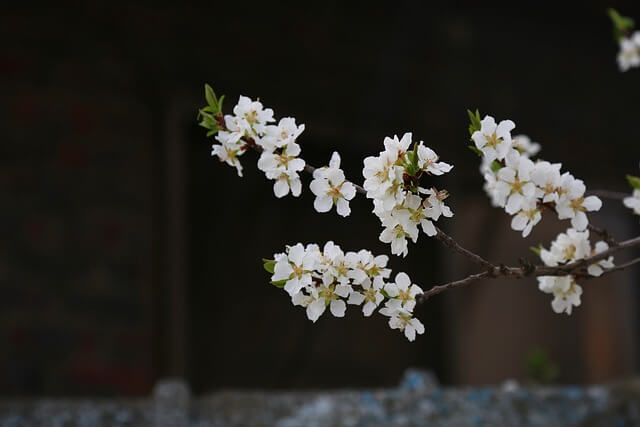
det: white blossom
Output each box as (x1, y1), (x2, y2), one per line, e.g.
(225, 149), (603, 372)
(379, 299), (425, 341)
(494, 149), (536, 214)
(310, 152), (356, 216)
(232, 95), (274, 136)
(623, 189), (640, 216)
(555, 177), (602, 231)
(471, 115), (515, 162)
(417, 142), (453, 175)
(384, 272), (423, 311)
(617, 32), (640, 72)
(510, 197), (541, 237)
(587, 241), (615, 277)
(538, 275), (582, 315)
(511, 134), (541, 158)
(540, 228), (591, 267)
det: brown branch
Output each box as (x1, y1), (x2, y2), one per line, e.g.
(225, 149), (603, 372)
(419, 235), (640, 302)
(587, 224), (617, 246)
(417, 271), (491, 302)
(581, 256), (640, 280)
(587, 190), (629, 201)
(433, 226), (495, 270)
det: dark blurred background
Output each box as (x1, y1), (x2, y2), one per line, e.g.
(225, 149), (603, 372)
(1, 1), (640, 397)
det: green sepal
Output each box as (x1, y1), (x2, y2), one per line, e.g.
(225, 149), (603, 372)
(262, 258), (276, 274)
(380, 289), (392, 299)
(468, 145), (483, 157)
(530, 245), (543, 257)
(490, 160), (502, 173)
(405, 151), (419, 177)
(271, 279), (287, 288)
(626, 174), (640, 190)
(467, 108), (482, 137)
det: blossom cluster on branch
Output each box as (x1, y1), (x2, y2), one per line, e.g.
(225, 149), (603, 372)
(363, 133), (454, 257)
(471, 111), (602, 237)
(264, 242), (425, 341)
(537, 228), (614, 314)
(198, 80), (640, 341)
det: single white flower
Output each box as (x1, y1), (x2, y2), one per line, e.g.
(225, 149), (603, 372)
(537, 275), (582, 315)
(494, 149), (536, 214)
(421, 188), (454, 222)
(540, 228), (591, 267)
(623, 189), (640, 216)
(617, 33), (640, 72)
(211, 143), (244, 177)
(384, 272), (424, 311)
(510, 198), (541, 237)
(383, 133), (413, 158)
(259, 117), (305, 151)
(587, 241), (615, 277)
(310, 152), (356, 216)
(272, 243), (317, 296)
(379, 299), (425, 341)
(416, 143), (453, 175)
(379, 223), (410, 257)
(511, 134), (541, 158)
(232, 95), (274, 136)
(531, 160), (562, 203)
(347, 277), (385, 316)
(555, 178), (602, 231)
(471, 115), (515, 162)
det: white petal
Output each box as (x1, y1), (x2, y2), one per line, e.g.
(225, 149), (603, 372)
(336, 198), (351, 217)
(314, 196), (333, 213)
(306, 299), (326, 322)
(273, 179), (289, 198)
(582, 196), (602, 212)
(330, 299), (346, 317)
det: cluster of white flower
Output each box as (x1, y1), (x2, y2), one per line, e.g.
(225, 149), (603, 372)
(617, 32), (640, 71)
(537, 228), (614, 315)
(624, 189), (640, 217)
(362, 133), (454, 257)
(267, 242), (426, 341)
(212, 95), (307, 198)
(474, 115), (602, 237)
(309, 152), (357, 217)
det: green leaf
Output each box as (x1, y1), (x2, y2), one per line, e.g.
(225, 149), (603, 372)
(608, 8), (635, 41)
(468, 145), (483, 157)
(205, 84), (217, 108)
(262, 258), (276, 274)
(627, 174), (640, 190)
(490, 160), (502, 173)
(467, 108), (482, 137)
(271, 279), (287, 288)
(217, 94), (225, 112)
(530, 245), (543, 257)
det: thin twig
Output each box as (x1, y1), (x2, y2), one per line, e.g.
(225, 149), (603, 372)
(434, 226), (495, 270)
(587, 224), (617, 246)
(587, 190), (629, 201)
(419, 236), (640, 302)
(417, 271), (491, 301)
(581, 256), (640, 280)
